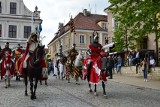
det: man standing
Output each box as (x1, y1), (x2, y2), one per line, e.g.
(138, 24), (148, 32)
(107, 55), (114, 79)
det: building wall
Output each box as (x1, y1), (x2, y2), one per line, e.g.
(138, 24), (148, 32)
(0, 0), (42, 49)
(48, 30), (108, 60)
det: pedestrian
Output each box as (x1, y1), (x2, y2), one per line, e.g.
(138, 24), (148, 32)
(141, 57), (148, 82)
(116, 55), (122, 74)
(149, 56), (155, 72)
(107, 55), (114, 79)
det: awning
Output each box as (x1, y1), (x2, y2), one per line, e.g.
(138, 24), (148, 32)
(103, 42), (114, 49)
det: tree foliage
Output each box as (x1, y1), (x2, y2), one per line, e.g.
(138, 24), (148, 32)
(107, 0), (160, 52)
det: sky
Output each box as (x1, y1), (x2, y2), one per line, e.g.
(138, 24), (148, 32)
(23, 0), (110, 47)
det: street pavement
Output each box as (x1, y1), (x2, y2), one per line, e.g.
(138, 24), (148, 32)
(0, 74), (160, 107)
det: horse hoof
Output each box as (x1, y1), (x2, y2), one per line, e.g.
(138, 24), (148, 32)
(31, 95), (36, 100)
(89, 89), (93, 93)
(76, 83), (80, 85)
(5, 86), (8, 88)
(8, 84), (10, 87)
(94, 92), (98, 96)
(25, 92), (28, 96)
(33, 95), (37, 99)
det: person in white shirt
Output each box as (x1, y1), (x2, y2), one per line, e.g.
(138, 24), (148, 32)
(149, 56), (155, 71)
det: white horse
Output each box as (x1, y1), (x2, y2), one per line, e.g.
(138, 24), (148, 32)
(55, 54), (67, 80)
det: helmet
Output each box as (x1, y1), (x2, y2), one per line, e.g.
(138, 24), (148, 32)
(92, 31), (99, 41)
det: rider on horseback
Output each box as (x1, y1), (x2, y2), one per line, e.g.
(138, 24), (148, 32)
(84, 31), (107, 96)
(19, 33), (40, 74)
(1, 42), (13, 80)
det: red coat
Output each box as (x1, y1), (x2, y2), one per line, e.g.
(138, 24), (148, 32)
(1, 55), (14, 77)
(84, 43), (106, 84)
(19, 43), (29, 74)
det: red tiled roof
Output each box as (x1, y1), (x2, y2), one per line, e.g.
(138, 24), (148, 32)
(48, 12), (107, 45)
(74, 12), (107, 31)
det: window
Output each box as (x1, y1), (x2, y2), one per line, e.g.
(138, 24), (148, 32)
(0, 24), (2, 37)
(0, 2), (2, 13)
(105, 37), (108, 44)
(90, 36), (93, 44)
(10, 2), (16, 14)
(24, 26), (31, 38)
(9, 25), (17, 38)
(80, 34), (85, 44)
(102, 23), (107, 30)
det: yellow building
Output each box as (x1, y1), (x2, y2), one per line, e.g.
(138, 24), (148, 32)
(48, 9), (108, 59)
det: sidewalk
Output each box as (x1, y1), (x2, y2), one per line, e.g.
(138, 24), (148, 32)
(110, 74), (160, 90)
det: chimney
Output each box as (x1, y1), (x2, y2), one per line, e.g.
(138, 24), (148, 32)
(83, 9), (91, 16)
(58, 23), (64, 30)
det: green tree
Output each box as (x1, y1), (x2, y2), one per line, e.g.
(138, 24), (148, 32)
(107, 0), (160, 65)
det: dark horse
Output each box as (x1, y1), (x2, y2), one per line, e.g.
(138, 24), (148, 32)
(24, 45), (45, 100)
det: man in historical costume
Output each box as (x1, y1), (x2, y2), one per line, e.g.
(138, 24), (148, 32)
(19, 32), (39, 75)
(1, 42), (12, 57)
(1, 42), (12, 80)
(1, 53), (14, 88)
(14, 44), (23, 80)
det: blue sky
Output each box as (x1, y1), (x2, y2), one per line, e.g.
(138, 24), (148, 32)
(23, 0), (110, 47)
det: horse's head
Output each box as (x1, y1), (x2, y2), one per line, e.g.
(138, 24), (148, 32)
(31, 44), (45, 66)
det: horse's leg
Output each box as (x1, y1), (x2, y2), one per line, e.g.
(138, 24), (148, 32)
(40, 79), (42, 85)
(75, 75), (80, 85)
(33, 78), (38, 99)
(5, 79), (8, 88)
(102, 81), (106, 96)
(29, 76), (34, 100)
(94, 84), (98, 96)
(8, 76), (11, 87)
(45, 80), (48, 86)
(24, 69), (28, 96)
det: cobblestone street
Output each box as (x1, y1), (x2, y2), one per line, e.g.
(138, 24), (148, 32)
(0, 75), (160, 107)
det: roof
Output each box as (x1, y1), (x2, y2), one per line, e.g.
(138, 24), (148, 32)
(48, 12), (107, 46)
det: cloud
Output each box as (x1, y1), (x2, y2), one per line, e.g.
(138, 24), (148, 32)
(23, 0), (110, 47)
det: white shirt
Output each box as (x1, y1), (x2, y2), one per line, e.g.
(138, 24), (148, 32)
(150, 59), (155, 65)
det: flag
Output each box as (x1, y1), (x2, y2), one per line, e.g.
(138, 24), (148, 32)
(38, 23), (42, 34)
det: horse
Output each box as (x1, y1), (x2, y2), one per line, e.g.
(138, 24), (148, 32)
(83, 51), (107, 97)
(66, 48), (81, 83)
(73, 51), (84, 84)
(1, 54), (14, 88)
(24, 45), (45, 100)
(55, 53), (67, 80)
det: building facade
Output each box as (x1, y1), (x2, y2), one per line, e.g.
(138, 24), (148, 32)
(0, 0), (42, 49)
(48, 9), (108, 59)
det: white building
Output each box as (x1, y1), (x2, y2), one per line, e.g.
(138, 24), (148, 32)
(0, 0), (42, 49)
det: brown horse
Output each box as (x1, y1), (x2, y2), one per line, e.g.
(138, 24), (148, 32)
(24, 45), (45, 100)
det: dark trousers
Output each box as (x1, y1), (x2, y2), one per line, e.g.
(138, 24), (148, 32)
(108, 66), (113, 79)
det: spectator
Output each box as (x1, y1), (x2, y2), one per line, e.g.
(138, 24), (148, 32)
(141, 57), (148, 82)
(116, 55), (122, 74)
(149, 56), (156, 72)
(107, 55), (114, 79)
